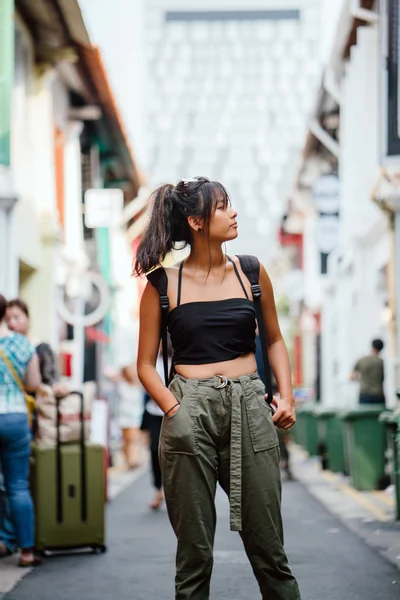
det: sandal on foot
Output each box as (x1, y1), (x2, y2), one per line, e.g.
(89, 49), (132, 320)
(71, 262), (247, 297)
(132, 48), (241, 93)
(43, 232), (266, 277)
(18, 555), (42, 568)
(149, 494), (164, 511)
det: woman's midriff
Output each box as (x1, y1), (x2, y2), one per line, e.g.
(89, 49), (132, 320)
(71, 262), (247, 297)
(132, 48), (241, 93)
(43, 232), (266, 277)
(174, 353), (258, 380)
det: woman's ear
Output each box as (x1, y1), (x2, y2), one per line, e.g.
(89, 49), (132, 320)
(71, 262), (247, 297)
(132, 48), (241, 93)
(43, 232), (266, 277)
(188, 216), (204, 233)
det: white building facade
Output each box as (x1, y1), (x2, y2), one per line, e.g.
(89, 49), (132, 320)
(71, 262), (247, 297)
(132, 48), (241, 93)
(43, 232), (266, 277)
(284, 1), (398, 408)
(143, 0), (322, 264)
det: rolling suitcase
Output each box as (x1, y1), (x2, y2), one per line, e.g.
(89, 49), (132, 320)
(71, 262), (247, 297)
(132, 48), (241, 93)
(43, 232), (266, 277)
(31, 391), (106, 554)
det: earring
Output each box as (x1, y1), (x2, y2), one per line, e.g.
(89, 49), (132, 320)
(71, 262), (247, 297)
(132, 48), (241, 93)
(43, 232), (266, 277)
(197, 228), (202, 232)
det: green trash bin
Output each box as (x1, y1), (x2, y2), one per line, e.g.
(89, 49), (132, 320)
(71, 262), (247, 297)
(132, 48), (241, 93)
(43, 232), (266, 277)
(292, 406), (306, 447)
(379, 410), (400, 521)
(340, 405), (386, 491)
(314, 407), (345, 473)
(297, 403), (318, 456)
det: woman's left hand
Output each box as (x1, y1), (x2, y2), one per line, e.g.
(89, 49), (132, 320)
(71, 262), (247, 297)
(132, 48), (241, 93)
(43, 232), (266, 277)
(268, 395), (296, 430)
(53, 382), (69, 398)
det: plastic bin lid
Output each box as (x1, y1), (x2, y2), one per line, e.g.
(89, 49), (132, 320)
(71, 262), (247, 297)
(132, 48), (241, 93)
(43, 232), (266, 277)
(313, 406), (337, 418)
(296, 403), (318, 414)
(379, 410), (400, 429)
(339, 405), (386, 420)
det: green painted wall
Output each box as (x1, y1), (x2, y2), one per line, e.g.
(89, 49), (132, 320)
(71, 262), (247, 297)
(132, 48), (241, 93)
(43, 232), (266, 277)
(95, 226), (113, 343)
(0, 0), (14, 166)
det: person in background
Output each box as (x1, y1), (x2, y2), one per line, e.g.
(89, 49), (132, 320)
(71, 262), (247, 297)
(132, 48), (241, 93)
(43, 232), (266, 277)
(351, 339), (386, 405)
(141, 354), (166, 510)
(118, 365), (144, 469)
(5, 298), (67, 397)
(0, 294), (42, 567)
(3, 298), (68, 553)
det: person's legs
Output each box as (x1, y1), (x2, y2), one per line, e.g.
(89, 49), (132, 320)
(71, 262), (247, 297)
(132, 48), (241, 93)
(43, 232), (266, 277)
(148, 413), (163, 508)
(121, 427), (142, 468)
(278, 429), (293, 479)
(0, 413), (35, 561)
(160, 377), (219, 600)
(0, 491), (17, 553)
(219, 377), (301, 600)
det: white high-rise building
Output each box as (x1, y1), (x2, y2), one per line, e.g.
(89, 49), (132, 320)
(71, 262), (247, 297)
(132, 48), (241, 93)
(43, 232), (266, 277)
(144, 0), (322, 262)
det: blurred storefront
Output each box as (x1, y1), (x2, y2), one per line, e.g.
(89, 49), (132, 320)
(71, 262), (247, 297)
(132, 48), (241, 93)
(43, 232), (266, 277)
(0, 0), (143, 389)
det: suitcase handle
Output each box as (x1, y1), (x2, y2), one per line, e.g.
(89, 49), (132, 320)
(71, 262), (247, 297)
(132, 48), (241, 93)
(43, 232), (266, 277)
(56, 390), (87, 524)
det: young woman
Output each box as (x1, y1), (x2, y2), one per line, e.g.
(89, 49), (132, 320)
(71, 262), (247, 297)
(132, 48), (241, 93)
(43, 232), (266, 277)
(6, 298), (67, 398)
(0, 295), (42, 567)
(135, 177), (300, 599)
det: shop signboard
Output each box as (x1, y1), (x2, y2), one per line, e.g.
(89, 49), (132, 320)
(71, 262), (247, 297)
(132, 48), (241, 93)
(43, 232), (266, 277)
(84, 188), (124, 229)
(312, 174), (340, 274)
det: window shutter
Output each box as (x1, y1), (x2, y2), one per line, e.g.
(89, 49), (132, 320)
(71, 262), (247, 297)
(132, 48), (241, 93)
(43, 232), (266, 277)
(0, 0), (14, 166)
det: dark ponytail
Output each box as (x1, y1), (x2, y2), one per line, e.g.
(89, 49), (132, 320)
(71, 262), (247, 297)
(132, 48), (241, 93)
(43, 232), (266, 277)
(134, 184), (176, 276)
(133, 177), (230, 276)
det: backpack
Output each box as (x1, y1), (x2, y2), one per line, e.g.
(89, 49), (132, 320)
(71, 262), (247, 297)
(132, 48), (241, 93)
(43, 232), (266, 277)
(147, 255), (273, 405)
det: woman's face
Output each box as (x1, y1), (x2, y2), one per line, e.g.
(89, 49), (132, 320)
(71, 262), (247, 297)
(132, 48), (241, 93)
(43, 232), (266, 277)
(5, 306), (30, 336)
(208, 196), (238, 243)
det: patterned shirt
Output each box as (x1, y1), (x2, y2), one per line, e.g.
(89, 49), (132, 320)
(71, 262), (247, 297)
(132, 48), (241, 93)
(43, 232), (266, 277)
(0, 333), (36, 414)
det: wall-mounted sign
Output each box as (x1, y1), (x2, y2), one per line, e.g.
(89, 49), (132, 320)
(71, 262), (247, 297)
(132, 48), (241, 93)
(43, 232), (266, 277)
(84, 189), (124, 229)
(312, 174), (340, 214)
(56, 270), (110, 327)
(316, 215), (340, 255)
(312, 174), (340, 274)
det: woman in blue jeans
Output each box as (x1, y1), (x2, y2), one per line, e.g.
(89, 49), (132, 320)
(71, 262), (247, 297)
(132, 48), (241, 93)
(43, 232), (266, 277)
(0, 294), (41, 567)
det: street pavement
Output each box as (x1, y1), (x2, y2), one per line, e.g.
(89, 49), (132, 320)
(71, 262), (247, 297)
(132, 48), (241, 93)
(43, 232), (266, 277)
(1, 466), (400, 600)
(291, 446), (400, 569)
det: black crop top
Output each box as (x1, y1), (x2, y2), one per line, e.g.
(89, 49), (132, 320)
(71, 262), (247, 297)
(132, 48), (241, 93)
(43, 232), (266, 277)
(168, 257), (256, 365)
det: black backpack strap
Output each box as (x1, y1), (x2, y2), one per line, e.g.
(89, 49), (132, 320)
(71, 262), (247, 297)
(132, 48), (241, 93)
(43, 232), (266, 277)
(147, 268), (169, 386)
(236, 255), (273, 405)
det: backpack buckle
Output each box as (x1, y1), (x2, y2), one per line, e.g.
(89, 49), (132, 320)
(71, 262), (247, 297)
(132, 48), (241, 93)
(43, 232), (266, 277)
(251, 284), (262, 299)
(160, 295), (169, 310)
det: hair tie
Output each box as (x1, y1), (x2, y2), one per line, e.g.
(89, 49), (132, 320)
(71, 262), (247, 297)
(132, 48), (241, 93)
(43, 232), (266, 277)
(181, 178), (198, 186)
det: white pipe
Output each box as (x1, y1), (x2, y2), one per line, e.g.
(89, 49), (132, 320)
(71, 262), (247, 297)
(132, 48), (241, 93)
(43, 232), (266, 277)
(350, 0), (379, 24)
(308, 119), (340, 158)
(121, 192), (148, 225)
(126, 209), (150, 243)
(323, 68), (341, 105)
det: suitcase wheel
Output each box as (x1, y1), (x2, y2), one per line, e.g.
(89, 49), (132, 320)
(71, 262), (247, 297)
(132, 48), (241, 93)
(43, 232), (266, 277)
(92, 545), (107, 554)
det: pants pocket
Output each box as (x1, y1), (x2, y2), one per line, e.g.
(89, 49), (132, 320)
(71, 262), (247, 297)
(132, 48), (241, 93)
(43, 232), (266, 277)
(244, 381), (279, 452)
(161, 380), (199, 456)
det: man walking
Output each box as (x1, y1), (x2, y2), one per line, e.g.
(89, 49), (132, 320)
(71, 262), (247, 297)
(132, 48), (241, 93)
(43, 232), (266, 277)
(351, 339), (385, 405)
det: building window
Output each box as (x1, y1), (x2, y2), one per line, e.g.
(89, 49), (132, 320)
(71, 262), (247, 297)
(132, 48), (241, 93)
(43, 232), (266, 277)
(385, 0), (400, 156)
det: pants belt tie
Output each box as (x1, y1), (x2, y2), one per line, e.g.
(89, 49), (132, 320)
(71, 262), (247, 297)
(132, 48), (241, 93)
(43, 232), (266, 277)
(212, 375), (242, 532)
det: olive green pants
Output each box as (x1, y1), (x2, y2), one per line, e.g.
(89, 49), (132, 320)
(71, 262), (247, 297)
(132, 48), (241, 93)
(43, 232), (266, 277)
(159, 373), (301, 600)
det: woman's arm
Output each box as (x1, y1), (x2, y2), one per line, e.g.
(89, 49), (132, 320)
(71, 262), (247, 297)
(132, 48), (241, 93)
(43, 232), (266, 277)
(137, 281), (179, 415)
(24, 353), (42, 390)
(259, 264), (296, 429)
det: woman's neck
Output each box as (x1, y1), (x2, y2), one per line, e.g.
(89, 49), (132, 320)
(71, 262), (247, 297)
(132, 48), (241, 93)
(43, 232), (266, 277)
(186, 244), (225, 271)
(0, 322), (11, 337)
